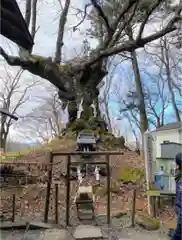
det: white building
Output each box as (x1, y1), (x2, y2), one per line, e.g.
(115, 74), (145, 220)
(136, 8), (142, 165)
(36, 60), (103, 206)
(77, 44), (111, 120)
(151, 122), (182, 158)
(144, 122), (182, 196)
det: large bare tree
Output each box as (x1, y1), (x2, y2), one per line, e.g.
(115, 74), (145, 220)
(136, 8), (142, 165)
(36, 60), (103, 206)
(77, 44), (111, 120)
(0, 0), (182, 128)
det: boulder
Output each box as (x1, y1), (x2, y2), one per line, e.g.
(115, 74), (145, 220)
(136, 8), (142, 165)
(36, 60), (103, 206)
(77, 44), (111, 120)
(136, 214), (160, 230)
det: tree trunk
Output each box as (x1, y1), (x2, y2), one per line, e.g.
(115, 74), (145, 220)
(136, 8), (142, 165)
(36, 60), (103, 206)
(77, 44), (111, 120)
(70, 82), (108, 132)
(67, 100), (78, 127)
(94, 88), (100, 118)
(125, 24), (148, 157)
(103, 88), (112, 131)
(131, 50), (148, 157)
(0, 132), (7, 151)
(0, 113), (8, 151)
(131, 50), (148, 133)
(80, 84), (94, 121)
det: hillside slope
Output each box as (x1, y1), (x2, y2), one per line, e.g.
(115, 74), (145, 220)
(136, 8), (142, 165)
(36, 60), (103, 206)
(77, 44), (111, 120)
(0, 137), (175, 228)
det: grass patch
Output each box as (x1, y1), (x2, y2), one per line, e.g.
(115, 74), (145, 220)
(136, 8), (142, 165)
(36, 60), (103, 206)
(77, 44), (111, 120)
(147, 190), (160, 196)
(166, 219), (177, 229)
(117, 166), (144, 183)
(1, 146), (43, 161)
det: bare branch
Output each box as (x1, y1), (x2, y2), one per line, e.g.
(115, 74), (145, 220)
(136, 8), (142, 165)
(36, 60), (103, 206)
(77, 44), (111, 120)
(31, 0), (38, 40)
(84, 5), (182, 66)
(90, 0), (113, 37)
(25, 0), (32, 28)
(110, 2), (138, 47)
(55, 0), (71, 64)
(0, 66), (39, 150)
(111, 0), (138, 32)
(57, 0), (63, 10)
(73, 4), (91, 31)
(136, 0), (162, 41)
(22, 89), (64, 142)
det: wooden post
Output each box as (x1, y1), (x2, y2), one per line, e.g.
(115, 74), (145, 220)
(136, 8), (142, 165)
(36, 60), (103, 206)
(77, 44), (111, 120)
(157, 196), (161, 209)
(66, 155), (71, 226)
(131, 189), (137, 227)
(106, 154), (110, 225)
(12, 194), (16, 222)
(44, 152), (53, 223)
(55, 183), (59, 224)
(153, 196), (156, 218)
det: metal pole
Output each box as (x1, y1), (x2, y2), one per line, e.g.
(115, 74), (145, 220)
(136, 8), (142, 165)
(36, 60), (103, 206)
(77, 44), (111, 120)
(44, 152), (53, 223)
(106, 154), (110, 225)
(66, 155), (71, 226)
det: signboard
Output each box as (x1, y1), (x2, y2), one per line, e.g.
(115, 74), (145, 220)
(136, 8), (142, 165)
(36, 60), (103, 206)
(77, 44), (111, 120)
(144, 131), (154, 215)
(0, 150), (17, 161)
(144, 131), (154, 182)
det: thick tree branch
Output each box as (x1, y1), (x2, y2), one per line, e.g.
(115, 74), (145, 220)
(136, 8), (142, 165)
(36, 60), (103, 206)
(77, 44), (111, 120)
(136, 0), (163, 41)
(0, 47), (75, 100)
(111, 0), (138, 32)
(110, 3), (138, 47)
(90, 0), (113, 37)
(1, 7), (180, 72)
(85, 8), (182, 66)
(55, 0), (71, 64)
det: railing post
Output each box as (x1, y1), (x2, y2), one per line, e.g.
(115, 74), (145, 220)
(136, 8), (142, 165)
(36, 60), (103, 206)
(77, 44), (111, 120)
(66, 155), (71, 226)
(12, 194), (16, 222)
(55, 183), (59, 224)
(44, 152), (53, 223)
(131, 189), (136, 227)
(106, 154), (110, 225)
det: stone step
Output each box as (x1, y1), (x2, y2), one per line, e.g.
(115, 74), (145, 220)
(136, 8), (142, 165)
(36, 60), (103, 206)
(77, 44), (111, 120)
(117, 239), (132, 240)
(43, 229), (69, 240)
(73, 225), (103, 240)
(0, 221), (52, 230)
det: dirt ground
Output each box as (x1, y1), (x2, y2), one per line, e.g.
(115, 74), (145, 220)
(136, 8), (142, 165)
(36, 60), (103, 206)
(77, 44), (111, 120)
(0, 227), (170, 240)
(120, 227), (169, 240)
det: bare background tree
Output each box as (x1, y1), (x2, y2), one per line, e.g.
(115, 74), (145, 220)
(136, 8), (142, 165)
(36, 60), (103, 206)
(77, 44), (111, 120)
(0, 64), (39, 150)
(143, 68), (170, 128)
(20, 86), (66, 143)
(144, 37), (182, 122)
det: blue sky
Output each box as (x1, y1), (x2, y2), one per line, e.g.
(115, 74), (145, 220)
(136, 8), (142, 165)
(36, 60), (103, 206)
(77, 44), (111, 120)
(106, 56), (182, 132)
(0, 0), (181, 143)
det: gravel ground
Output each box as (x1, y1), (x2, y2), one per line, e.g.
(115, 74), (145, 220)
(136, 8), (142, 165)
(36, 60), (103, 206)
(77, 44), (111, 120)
(120, 228), (169, 240)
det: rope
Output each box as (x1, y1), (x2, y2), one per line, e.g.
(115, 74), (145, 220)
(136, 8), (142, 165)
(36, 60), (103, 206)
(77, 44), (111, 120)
(74, 178), (81, 203)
